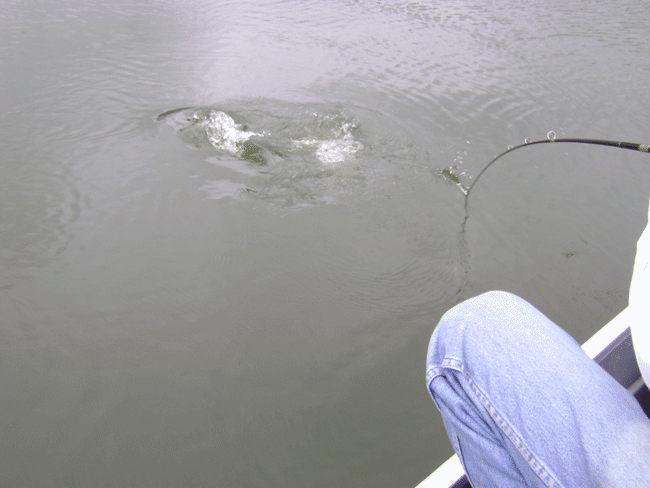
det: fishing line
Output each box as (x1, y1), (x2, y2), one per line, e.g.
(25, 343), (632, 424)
(453, 133), (649, 301)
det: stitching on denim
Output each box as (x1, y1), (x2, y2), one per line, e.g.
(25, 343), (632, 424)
(465, 371), (561, 488)
(427, 358), (479, 487)
(426, 357), (464, 384)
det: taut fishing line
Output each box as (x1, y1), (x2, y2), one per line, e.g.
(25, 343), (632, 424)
(453, 132), (650, 300)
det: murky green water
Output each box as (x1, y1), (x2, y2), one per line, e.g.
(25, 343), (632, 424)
(2, 1), (650, 486)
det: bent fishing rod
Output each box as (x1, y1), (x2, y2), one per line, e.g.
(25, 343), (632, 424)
(464, 132), (650, 215)
(450, 133), (649, 299)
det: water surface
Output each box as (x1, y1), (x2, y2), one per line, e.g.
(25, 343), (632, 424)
(1, 1), (650, 486)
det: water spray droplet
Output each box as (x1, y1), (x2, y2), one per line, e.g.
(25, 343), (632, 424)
(547, 131), (556, 141)
(524, 137), (531, 144)
(507, 145), (514, 150)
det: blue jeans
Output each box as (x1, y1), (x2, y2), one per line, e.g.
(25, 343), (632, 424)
(426, 291), (650, 487)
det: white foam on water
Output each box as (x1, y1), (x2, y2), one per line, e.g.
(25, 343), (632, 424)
(291, 122), (363, 164)
(203, 110), (262, 154)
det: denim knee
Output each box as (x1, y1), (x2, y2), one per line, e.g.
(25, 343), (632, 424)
(427, 291), (650, 488)
(427, 290), (576, 384)
(431, 291), (536, 356)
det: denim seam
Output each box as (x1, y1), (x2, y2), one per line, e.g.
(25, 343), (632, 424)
(427, 356), (465, 384)
(427, 358), (561, 487)
(426, 360), (475, 488)
(449, 423), (477, 488)
(465, 372), (562, 488)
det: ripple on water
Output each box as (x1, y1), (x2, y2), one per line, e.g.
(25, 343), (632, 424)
(157, 101), (408, 207)
(0, 169), (81, 286)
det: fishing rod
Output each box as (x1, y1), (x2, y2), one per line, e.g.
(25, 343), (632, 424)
(464, 132), (650, 214)
(451, 133), (649, 300)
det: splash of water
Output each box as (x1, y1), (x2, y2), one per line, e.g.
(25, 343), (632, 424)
(164, 107), (364, 167)
(291, 122), (363, 164)
(157, 104), (370, 206)
(202, 110), (263, 155)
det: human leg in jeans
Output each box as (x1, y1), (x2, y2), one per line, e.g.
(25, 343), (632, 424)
(426, 291), (650, 487)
